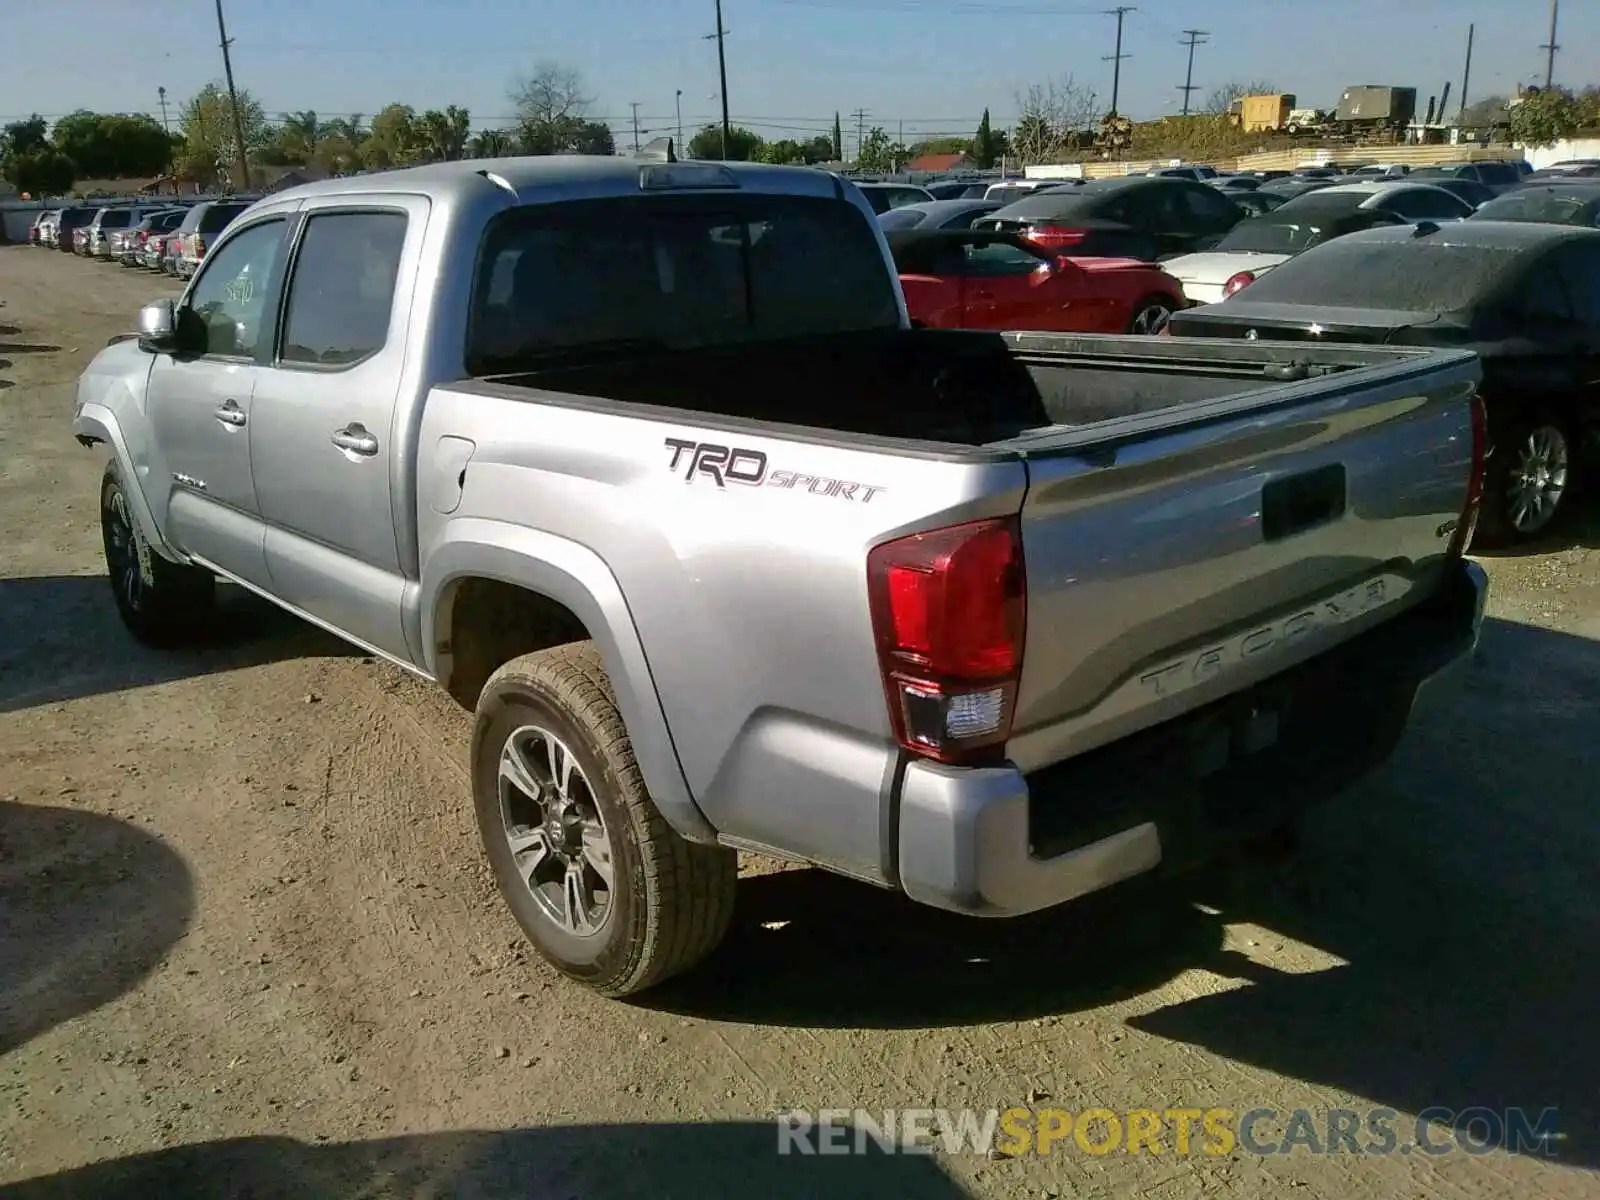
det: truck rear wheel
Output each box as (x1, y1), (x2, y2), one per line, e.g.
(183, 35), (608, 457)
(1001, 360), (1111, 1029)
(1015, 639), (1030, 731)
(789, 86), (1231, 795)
(471, 642), (737, 997)
(100, 461), (215, 646)
(1127, 295), (1174, 335)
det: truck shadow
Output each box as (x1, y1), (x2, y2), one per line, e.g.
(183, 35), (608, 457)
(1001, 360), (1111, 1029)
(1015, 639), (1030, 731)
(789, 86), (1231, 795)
(0, 575), (359, 715)
(652, 617), (1598, 1169)
(0, 1124), (970, 1199)
(1473, 504), (1600, 556)
(0, 802), (195, 1055)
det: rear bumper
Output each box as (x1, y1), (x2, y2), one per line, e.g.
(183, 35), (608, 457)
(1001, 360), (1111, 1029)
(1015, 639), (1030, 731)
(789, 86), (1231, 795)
(896, 558), (1488, 917)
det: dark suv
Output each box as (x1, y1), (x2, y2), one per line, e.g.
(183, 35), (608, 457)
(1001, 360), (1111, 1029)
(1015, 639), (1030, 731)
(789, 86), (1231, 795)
(54, 206), (98, 252)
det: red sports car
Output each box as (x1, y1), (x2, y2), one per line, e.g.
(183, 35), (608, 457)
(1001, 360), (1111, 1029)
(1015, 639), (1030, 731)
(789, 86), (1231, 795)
(887, 228), (1188, 335)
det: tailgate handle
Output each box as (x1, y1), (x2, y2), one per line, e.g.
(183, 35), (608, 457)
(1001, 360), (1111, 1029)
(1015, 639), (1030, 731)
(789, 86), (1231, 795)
(1261, 463), (1346, 540)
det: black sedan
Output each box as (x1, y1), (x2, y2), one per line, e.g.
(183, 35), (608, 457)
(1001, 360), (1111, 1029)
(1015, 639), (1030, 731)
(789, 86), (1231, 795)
(1168, 220), (1600, 544)
(877, 199), (1003, 232)
(973, 175), (1244, 261)
(1469, 181), (1600, 227)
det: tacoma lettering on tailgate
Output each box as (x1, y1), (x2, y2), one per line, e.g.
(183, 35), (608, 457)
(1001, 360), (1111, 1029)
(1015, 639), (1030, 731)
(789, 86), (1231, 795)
(664, 437), (885, 502)
(1138, 576), (1401, 698)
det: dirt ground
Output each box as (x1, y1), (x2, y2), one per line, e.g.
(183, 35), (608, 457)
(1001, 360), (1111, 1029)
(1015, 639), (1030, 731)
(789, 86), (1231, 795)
(1, 244), (1597, 1200)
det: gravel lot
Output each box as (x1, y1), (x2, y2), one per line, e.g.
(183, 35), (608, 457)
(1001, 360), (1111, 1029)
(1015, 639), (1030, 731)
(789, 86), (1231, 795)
(1, 244), (1597, 1199)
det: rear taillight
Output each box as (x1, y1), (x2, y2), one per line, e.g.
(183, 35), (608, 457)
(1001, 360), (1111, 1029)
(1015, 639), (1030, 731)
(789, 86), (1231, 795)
(1223, 270), (1256, 296)
(1448, 394), (1487, 556)
(192, 233), (207, 258)
(1024, 224), (1088, 251)
(867, 517), (1026, 765)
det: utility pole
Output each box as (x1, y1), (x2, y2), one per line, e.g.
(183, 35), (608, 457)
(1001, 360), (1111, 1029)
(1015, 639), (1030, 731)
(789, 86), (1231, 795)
(630, 102), (642, 153)
(1539, 0), (1559, 88)
(676, 89), (684, 155)
(157, 86), (170, 134)
(1177, 29), (1207, 116)
(897, 118), (903, 173)
(1103, 7), (1136, 117)
(212, 0), (251, 191)
(850, 108), (868, 164)
(702, 0), (732, 158)
(1458, 23), (1474, 123)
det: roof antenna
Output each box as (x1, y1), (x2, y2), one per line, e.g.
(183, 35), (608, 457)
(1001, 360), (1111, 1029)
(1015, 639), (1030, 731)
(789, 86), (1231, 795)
(1411, 220), (1441, 237)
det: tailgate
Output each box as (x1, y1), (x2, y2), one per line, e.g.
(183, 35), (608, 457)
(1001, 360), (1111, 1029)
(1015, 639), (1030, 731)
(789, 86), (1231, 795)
(1003, 345), (1481, 773)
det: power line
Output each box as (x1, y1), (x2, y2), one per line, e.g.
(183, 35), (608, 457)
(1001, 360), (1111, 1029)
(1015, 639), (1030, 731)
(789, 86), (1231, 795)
(1102, 6), (1135, 118)
(850, 107), (869, 161)
(1539, 0), (1559, 88)
(1177, 29), (1208, 117)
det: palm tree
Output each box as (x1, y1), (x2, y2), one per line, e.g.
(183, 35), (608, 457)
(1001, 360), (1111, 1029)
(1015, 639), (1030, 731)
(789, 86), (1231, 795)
(277, 110), (321, 163)
(467, 128), (515, 159)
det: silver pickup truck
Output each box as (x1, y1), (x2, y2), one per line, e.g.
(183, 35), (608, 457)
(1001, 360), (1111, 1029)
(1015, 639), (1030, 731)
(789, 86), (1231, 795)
(74, 154), (1489, 998)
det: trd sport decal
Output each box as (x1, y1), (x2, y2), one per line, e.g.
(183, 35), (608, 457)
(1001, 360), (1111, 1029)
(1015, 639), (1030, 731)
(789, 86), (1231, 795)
(664, 438), (886, 503)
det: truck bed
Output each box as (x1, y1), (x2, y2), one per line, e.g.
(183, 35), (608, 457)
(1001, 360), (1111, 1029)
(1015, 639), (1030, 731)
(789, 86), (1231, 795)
(437, 330), (1481, 890)
(491, 327), (1421, 449)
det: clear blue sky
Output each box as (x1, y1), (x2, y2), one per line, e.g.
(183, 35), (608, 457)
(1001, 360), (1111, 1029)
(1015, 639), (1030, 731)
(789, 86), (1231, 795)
(6, 0), (1595, 147)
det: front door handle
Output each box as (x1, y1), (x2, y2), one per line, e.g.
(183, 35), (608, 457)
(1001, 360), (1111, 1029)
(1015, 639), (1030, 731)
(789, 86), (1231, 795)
(214, 400), (247, 427)
(331, 424), (379, 457)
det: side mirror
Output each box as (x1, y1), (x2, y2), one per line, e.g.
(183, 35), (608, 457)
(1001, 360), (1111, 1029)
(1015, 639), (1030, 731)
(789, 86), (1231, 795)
(137, 298), (179, 354)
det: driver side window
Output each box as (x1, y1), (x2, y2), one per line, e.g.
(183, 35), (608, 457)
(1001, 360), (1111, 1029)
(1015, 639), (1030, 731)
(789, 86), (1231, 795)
(962, 240), (1046, 276)
(183, 218), (286, 359)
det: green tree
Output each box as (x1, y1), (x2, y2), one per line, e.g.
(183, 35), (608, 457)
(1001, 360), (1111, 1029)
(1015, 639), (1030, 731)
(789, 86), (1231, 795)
(1459, 95), (1509, 126)
(969, 108), (1006, 168)
(832, 112), (843, 160)
(855, 126), (905, 173)
(688, 123), (763, 161)
(759, 138), (807, 164)
(3, 115), (50, 157)
(1509, 87), (1584, 148)
(364, 103), (426, 167)
(467, 128), (516, 158)
(49, 110), (172, 178)
(177, 84), (268, 187)
(805, 135), (833, 163)
(419, 106), (472, 162)
(512, 61), (613, 154)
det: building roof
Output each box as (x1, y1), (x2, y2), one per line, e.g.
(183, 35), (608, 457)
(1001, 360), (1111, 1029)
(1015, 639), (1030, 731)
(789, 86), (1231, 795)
(906, 152), (968, 173)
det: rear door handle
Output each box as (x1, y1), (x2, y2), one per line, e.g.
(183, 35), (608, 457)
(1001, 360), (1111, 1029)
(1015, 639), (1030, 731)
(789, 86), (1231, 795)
(331, 424), (380, 457)
(213, 400), (247, 427)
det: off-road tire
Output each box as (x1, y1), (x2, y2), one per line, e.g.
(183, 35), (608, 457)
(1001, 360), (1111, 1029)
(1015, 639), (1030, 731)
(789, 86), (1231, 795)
(100, 461), (215, 646)
(471, 642), (737, 997)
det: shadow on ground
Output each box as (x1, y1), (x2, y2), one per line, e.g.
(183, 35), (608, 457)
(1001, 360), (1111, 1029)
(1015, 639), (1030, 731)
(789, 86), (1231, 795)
(0, 802), (195, 1055)
(0, 342), (60, 355)
(654, 619), (1599, 1169)
(0, 1125), (970, 1199)
(0, 575), (359, 714)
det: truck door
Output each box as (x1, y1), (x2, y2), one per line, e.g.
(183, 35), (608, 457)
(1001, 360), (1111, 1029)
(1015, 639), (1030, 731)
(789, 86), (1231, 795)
(144, 214), (291, 588)
(248, 196), (427, 663)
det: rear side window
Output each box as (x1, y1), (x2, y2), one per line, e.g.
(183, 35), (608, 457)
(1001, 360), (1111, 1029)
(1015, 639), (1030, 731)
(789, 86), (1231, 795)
(99, 210), (131, 228)
(200, 204), (247, 233)
(467, 194), (902, 373)
(1477, 163), (1521, 186)
(878, 208), (926, 230)
(279, 211), (407, 367)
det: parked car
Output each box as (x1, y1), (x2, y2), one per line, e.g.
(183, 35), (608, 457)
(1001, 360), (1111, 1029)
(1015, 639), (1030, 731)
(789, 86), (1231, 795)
(26, 211), (52, 245)
(854, 182), (935, 214)
(1526, 160), (1600, 180)
(1347, 163), (1411, 179)
(1407, 161), (1525, 195)
(37, 210), (61, 247)
(1161, 197), (1407, 304)
(877, 199), (1003, 232)
(55, 206), (97, 252)
(1258, 178), (1337, 202)
(1146, 165), (1218, 181)
(73, 226), (92, 254)
(1467, 181), (1600, 227)
(1209, 175), (1262, 191)
(923, 180), (992, 200)
(982, 179), (1076, 203)
(1300, 181), (1475, 223)
(975, 175), (1245, 261)
(888, 227), (1186, 334)
(117, 209), (188, 266)
(1229, 192), (1287, 218)
(1423, 177), (1499, 210)
(73, 155), (1487, 997)
(89, 206), (164, 259)
(1167, 219), (1600, 543)
(173, 199), (253, 278)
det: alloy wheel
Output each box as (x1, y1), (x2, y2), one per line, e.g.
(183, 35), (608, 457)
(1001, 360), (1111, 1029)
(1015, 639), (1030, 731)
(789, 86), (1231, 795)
(1506, 424), (1569, 535)
(497, 725), (614, 936)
